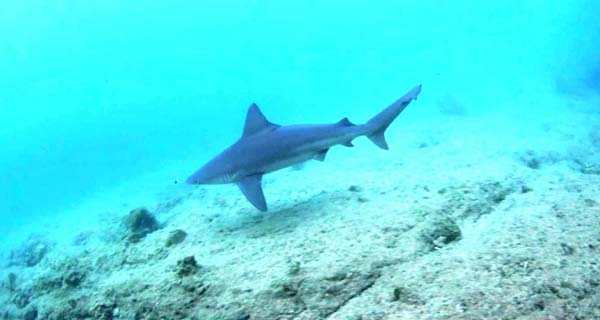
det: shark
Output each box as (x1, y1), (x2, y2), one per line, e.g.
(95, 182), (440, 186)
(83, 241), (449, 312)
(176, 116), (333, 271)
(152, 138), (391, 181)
(186, 84), (422, 211)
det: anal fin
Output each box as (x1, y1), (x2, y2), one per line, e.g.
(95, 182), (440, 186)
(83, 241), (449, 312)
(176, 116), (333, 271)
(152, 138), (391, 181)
(314, 149), (329, 161)
(341, 140), (354, 147)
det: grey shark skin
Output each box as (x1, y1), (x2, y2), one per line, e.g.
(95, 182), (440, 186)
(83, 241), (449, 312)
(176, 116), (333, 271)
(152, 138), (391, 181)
(187, 85), (422, 211)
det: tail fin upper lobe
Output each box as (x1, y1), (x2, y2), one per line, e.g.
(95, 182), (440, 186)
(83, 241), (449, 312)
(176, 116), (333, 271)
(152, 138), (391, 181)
(366, 84), (422, 150)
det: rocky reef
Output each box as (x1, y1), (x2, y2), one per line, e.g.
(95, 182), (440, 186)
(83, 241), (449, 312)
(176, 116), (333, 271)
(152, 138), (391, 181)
(6, 235), (50, 268)
(1, 116), (600, 319)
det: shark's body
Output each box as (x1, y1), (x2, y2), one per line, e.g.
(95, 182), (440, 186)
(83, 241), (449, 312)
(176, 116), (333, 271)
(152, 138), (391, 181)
(187, 85), (422, 211)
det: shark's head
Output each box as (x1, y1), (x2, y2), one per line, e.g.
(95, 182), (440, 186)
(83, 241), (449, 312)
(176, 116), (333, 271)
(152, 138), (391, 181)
(186, 154), (239, 185)
(187, 103), (275, 186)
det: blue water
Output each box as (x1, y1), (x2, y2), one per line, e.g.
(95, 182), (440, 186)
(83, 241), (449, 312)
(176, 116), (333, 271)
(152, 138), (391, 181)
(0, 1), (598, 239)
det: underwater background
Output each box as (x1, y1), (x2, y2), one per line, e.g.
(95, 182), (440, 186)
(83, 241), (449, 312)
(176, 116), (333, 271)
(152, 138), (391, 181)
(1, 1), (600, 319)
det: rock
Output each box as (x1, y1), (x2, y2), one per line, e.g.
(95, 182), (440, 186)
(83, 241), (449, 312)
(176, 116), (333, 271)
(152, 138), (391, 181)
(442, 181), (514, 220)
(9, 236), (49, 267)
(72, 231), (94, 246)
(32, 274), (62, 294)
(180, 277), (209, 295)
(300, 270), (381, 318)
(286, 261), (301, 276)
(348, 185), (363, 192)
(7, 272), (17, 291)
(419, 215), (461, 250)
(1, 309), (15, 319)
(155, 197), (184, 213)
(390, 287), (422, 305)
(230, 310), (251, 320)
(580, 163), (600, 175)
(271, 280), (300, 299)
(253, 270), (381, 319)
(560, 243), (575, 255)
(325, 271), (347, 281)
(518, 150), (561, 169)
(165, 229), (187, 247)
(11, 289), (31, 308)
(521, 153), (540, 169)
(28, 244), (47, 267)
(63, 270), (85, 288)
(176, 256), (199, 278)
(521, 185), (533, 193)
(23, 306), (37, 320)
(91, 302), (116, 320)
(124, 207), (159, 243)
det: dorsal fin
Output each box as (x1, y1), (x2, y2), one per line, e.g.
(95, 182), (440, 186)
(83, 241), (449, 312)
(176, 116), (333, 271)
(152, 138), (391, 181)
(243, 103), (277, 137)
(337, 117), (355, 127)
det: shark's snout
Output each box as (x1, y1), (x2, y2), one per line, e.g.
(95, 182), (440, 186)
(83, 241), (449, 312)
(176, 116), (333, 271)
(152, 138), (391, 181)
(186, 167), (209, 184)
(186, 156), (238, 185)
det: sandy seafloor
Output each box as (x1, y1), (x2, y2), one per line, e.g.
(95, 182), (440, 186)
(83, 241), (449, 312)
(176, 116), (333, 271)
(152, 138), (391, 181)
(1, 91), (600, 319)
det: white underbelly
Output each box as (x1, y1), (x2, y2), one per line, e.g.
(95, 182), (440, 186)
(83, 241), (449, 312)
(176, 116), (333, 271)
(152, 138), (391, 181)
(258, 152), (316, 174)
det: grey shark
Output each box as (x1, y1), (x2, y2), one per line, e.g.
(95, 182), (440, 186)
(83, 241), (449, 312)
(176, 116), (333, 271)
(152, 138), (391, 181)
(187, 85), (422, 211)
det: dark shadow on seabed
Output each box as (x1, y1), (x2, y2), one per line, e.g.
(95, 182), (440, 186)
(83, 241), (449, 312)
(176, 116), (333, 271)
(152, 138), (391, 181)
(211, 187), (364, 239)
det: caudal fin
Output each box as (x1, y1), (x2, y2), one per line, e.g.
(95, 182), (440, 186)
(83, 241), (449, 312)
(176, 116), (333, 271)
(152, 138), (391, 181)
(366, 85), (421, 150)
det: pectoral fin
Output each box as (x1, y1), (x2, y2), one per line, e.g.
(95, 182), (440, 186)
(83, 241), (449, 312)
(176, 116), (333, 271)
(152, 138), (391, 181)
(236, 174), (267, 211)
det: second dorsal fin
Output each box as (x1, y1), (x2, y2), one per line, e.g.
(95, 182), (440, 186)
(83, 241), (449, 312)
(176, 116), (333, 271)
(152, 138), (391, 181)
(337, 117), (355, 127)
